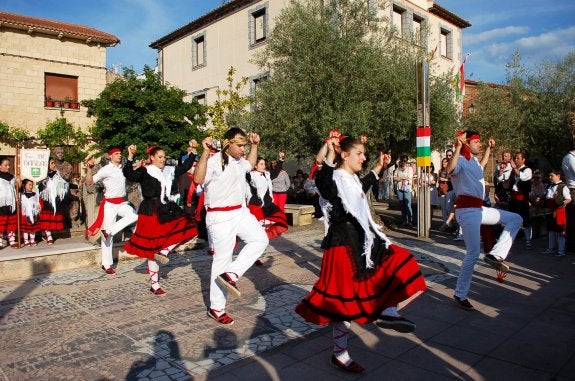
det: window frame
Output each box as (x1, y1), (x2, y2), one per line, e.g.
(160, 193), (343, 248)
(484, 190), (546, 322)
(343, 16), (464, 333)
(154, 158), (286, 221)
(192, 31), (207, 70)
(44, 73), (79, 110)
(191, 90), (207, 105)
(439, 27), (453, 60)
(248, 3), (268, 48)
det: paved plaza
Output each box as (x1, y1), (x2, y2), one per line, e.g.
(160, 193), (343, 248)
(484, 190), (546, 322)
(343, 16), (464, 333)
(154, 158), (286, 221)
(0, 208), (574, 381)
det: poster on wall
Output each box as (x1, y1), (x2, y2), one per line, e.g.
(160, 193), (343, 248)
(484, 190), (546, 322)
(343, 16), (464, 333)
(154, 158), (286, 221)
(20, 149), (50, 181)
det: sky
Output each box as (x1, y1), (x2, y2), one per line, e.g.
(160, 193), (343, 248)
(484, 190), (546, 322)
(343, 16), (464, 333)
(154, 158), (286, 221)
(1, 0), (574, 84)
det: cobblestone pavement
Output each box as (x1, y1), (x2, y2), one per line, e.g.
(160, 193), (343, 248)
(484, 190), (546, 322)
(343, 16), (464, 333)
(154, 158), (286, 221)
(1, 208), (574, 381)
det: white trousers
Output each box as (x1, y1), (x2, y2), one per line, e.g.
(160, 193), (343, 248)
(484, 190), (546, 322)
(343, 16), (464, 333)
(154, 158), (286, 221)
(207, 207), (268, 310)
(101, 202), (138, 267)
(454, 206), (522, 300)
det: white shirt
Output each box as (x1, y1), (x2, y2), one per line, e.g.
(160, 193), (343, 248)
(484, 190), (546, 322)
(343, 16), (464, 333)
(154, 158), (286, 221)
(496, 162), (513, 183)
(203, 152), (252, 207)
(451, 156), (485, 200)
(511, 165), (532, 192)
(92, 163), (127, 198)
(394, 165), (414, 191)
(562, 151), (575, 189)
(546, 182), (571, 201)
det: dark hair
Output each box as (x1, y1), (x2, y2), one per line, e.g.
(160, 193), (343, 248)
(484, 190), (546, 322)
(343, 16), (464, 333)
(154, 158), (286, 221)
(336, 136), (362, 166)
(147, 146), (164, 157)
(20, 178), (33, 192)
(224, 127), (246, 141)
(464, 130), (480, 139)
(549, 169), (564, 180)
(0, 156), (9, 165)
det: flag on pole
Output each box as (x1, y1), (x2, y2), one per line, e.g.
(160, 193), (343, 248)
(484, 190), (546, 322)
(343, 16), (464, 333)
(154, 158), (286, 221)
(455, 53), (470, 102)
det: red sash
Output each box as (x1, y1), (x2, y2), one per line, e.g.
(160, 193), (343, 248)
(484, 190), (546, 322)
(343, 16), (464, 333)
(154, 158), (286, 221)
(510, 191), (527, 201)
(455, 195), (483, 209)
(207, 205), (242, 212)
(86, 197), (126, 236)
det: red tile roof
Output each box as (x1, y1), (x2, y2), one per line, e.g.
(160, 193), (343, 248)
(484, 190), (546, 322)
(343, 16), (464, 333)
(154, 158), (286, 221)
(0, 11), (120, 45)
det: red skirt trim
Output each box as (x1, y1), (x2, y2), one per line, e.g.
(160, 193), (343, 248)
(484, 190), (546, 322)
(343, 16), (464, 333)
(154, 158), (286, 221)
(248, 204), (288, 240)
(20, 214), (41, 233)
(295, 243), (426, 325)
(39, 209), (65, 231)
(0, 213), (17, 232)
(124, 212), (198, 260)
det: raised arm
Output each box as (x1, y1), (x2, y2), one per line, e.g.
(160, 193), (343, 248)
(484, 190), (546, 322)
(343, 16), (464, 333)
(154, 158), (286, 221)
(480, 138), (495, 170)
(84, 157), (96, 186)
(193, 137), (212, 185)
(245, 132), (260, 168)
(447, 134), (466, 174)
(123, 144), (145, 182)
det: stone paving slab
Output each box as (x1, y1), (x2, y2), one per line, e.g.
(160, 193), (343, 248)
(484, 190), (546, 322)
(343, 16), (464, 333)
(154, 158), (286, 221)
(1, 211), (575, 380)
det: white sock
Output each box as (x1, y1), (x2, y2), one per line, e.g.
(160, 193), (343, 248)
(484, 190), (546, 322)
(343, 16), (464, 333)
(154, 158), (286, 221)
(333, 321), (352, 365)
(148, 260), (160, 290)
(159, 243), (177, 256)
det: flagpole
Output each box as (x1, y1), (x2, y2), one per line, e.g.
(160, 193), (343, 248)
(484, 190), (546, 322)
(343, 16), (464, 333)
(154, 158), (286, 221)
(14, 142), (21, 249)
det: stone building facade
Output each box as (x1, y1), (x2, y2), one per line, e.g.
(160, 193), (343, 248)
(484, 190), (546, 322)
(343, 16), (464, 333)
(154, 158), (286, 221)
(150, 0), (470, 107)
(0, 11), (120, 157)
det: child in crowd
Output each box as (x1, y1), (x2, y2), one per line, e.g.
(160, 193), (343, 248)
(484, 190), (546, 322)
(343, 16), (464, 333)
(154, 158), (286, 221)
(0, 156), (18, 249)
(38, 158), (69, 245)
(543, 170), (571, 257)
(20, 179), (41, 247)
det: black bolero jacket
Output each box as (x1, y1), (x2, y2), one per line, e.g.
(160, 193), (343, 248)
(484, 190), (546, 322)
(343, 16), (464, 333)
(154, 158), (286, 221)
(123, 155), (195, 217)
(315, 163), (390, 278)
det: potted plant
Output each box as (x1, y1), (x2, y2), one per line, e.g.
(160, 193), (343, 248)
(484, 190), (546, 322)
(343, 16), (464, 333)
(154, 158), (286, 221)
(63, 97), (71, 109)
(70, 100), (79, 109)
(45, 96), (54, 107)
(54, 99), (61, 108)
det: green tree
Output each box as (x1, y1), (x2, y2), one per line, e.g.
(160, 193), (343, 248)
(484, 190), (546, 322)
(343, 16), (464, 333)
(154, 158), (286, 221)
(206, 67), (250, 140)
(465, 50), (575, 168)
(37, 116), (89, 163)
(83, 66), (206, 159)
(248, 0), (458, 160)
(0, 120), (32, 147)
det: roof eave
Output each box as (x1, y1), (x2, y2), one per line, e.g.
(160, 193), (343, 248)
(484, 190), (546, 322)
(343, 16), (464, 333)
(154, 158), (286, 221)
(429, 3), (471, 29)
(150, 0), (258, 49)
(0, 21), (120, 46)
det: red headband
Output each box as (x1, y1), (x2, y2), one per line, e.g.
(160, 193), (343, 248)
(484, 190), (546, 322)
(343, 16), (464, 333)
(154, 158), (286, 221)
(455, 131), (481, 160)
(147, 146), (158, 155)
(108, 147), (121, 155)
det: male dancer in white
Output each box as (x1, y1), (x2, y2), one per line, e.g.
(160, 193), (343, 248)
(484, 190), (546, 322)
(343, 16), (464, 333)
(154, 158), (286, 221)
(448, 131), (522, 310)
(85, 148), (138, 274)
(194, 128), (269, 325)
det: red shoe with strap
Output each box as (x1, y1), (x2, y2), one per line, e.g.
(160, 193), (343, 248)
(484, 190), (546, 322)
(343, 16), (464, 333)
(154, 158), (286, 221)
(150, 287), (167, 295)
(207, 308), (234, 325)
(102, 265), (116, 275)
(216, 273), (241, 298)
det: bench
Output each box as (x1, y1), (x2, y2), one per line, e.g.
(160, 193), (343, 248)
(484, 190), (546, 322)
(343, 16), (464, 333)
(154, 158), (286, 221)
(284, 204), (315, 226)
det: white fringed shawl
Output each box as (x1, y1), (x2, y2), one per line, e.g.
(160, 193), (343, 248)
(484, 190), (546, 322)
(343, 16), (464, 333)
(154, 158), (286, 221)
(21, 193), (40, 223)
(0, 176), (16, 212)
(146, 165), (175, 204)
(332, 168), (391, 269)
(40, 173), (69, 214)
(249, 170), (273, 202)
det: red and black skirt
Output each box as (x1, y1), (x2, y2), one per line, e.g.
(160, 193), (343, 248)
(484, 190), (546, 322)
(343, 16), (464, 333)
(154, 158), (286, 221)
(124, 211), (198, 260)
(39, 201), (65, 231)
(248, 203), (288, 240)
(295, 243), (426, 325)
(20, 214), (40, 233)
(0, 211), (17, 232)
